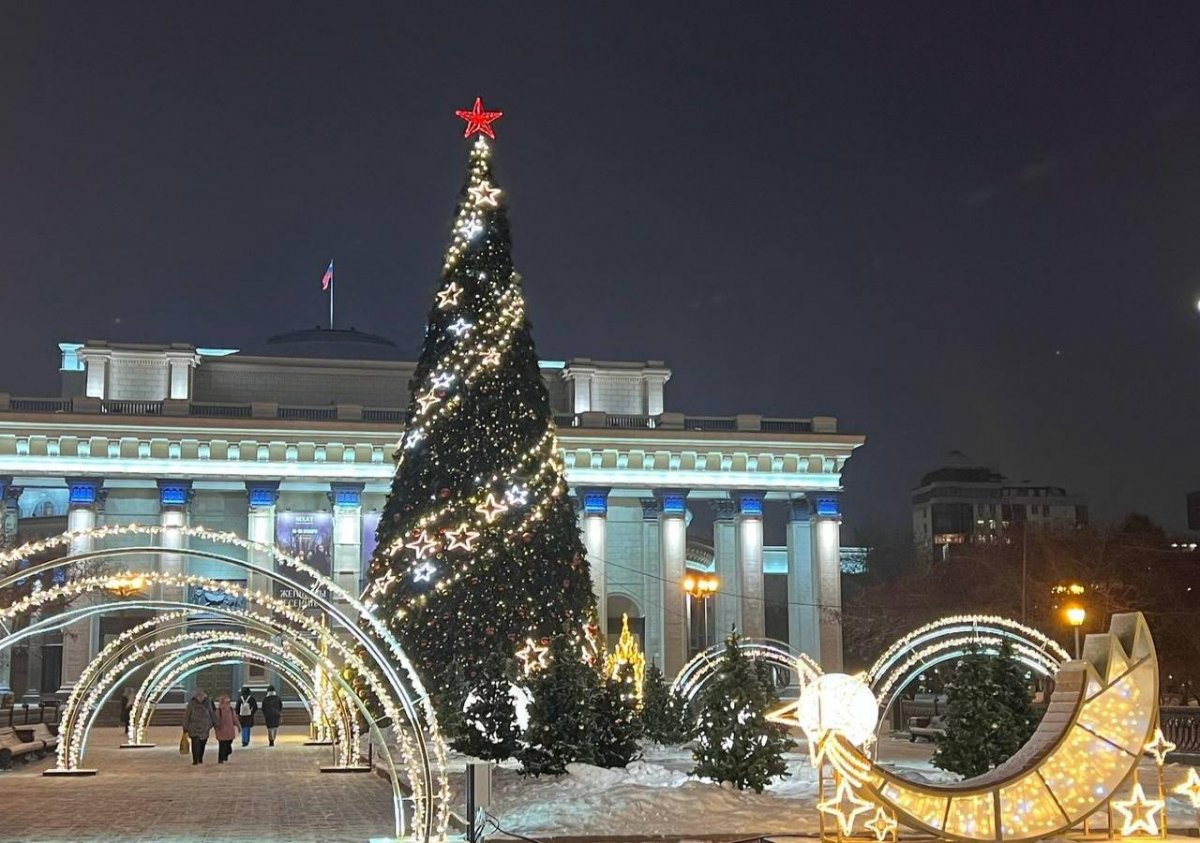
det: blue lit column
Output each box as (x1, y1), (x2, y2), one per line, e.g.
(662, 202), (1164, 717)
(246, 483), (280, 597)
(577, 488), (610, 620)
(656, 490), (689, 678)
(0, 477), (20, 701)
(57, 478), (104, 697)
(156, 480), (192, 602)
(811, 493), (844, 671)
(711, 499), (740, 641)
(329, 484), (364, 597)
(786, 498), (819, 662)
(736, 491), (766, 639)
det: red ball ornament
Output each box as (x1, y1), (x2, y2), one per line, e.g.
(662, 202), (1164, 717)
(438, 488), (451, 500)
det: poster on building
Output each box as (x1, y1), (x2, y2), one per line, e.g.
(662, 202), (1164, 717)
(275, 512), (334, 609)
(361, 511), (382, 592)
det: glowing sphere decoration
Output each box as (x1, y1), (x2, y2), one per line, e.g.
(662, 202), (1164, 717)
(796, 672), (879, 747)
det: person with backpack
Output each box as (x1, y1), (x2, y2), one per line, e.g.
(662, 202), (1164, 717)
(261, 685), (283, 746)
(236, 686), (258, 746)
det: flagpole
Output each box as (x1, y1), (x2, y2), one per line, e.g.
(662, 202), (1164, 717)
(329, 261), (334, 330)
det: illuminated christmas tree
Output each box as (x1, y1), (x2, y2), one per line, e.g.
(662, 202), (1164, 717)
(605, 613), (646, 707)
(365, 98), (596, 696)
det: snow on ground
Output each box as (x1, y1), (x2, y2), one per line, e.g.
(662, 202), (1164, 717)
(439, 737), (1200, 839)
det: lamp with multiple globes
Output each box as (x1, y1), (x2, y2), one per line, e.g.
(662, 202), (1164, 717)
(682, 573), (719, 656)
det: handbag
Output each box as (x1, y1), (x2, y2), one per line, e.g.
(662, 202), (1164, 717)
(179, 731), (190, 755)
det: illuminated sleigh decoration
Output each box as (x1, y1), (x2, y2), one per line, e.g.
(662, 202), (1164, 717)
(808, 613), (1173, 842)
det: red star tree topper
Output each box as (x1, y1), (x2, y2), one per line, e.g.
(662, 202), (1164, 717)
(455, 96), (504, 139)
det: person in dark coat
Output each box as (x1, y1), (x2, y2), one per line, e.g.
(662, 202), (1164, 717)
(236, 686), (258, 746)
(261, 685), (283, 747)
(119, 688), (133, 734)
(182, 688), (215, 765)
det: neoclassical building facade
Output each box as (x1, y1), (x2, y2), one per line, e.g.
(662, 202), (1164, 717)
(0, 334), (863, 701)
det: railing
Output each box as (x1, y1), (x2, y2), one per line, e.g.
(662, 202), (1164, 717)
(606, 414), (656, 429)
(189, 402), (252, 418)
(277, 406), (337, 422)
(101, 400), (163, 415)
(684, 416), (737, 431)
(1, 701), (61, 728)
(1162, 706), (1200, 755)
(362, 408), (406, 424)
(9, 398), (71, 413)
(761, 418), (814, 433)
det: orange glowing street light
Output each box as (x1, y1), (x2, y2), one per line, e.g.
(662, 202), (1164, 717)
(683, 573), (719, 654)
(1064, 603), (1086, 659)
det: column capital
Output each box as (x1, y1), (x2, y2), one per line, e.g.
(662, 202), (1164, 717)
(654, 489), (688, 518)
(639, 498), (661, 520)
(246, 481), (281, 508)
(736, 490), (765, 518)
(711, 498), (738, 521)
(328, 482), (364, 508)
(811, 492), (842, 521)
(576, 487), (611, 516)
(157, 479), (194, 510)
(66, 477), (103, 509)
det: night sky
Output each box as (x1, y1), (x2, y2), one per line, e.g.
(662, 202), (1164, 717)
(3, 4), (1200, 534)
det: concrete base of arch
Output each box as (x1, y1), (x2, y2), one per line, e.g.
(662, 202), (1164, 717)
(118, 743), (156, 749)
(42, 768), (98, 777)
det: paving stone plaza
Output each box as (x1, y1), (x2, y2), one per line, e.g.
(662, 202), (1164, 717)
(1, 726), (395, 842)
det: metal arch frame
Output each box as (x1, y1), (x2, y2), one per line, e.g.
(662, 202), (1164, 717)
(671, 637), (822, 703)
(0, 595), (414, 840)
(133, 651), (321, 748)
(0, 530), (450, 842)
(6, 600), (405, 832)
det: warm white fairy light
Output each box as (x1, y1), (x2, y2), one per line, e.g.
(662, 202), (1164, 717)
(406, 531), (440, 559)
(1143, 727), (1176, 766)
(516, 638), (550, 675)
(475, 493), (508, 523)
(818, 775), (875, 835)
(436, 282), (462, 309)
(444, 525), (479, 552)
(416, 390), (442, 413)
(673, 639), (811, 703)
(0, 523), (452, 840)
(467, 180), (502, 207)
(1113, 781), (1165, 836)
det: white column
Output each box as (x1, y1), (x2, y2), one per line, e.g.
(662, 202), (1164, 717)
(656, 491), (689, 679)
(156, 481), (191, 602)
(578, 488), (609, 617)
(57, 478), (103, 697)
(786, 498), (819, 662)
(736, 492), (766, 639)
(811, 494), (844, 671)
(246, 483), (279, 597)
(0, 479), (20, 702)
(711, 499), (740, 642)
(639, 499), (662, 663)
(330, 484), (364, 598)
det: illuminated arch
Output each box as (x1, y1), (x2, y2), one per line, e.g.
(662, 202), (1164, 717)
(132, 651), (321, 747)
(866, 615), (1069, 725)
(0, 525), (450, 842)
(671, 637), (821, 703)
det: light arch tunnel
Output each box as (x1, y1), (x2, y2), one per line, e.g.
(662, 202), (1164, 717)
(0, 526), (451, 842)
(61, 611), (357, 765)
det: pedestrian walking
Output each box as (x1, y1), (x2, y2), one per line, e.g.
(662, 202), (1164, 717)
(261, 685), (283, 747)
(214, 695), (239, 763)
(119, 688), (133, 733)
(237, 685), (258, 746)
(182, 688), (215, 765)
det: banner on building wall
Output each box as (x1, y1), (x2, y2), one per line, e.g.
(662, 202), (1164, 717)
(361, 511), (382, 590)
(275, 512), (333, 609)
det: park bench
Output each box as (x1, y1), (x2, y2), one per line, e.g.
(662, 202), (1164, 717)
(0, 727), (44, 769)
(15, 722), (59, 754)
(907, 714), (947, 742)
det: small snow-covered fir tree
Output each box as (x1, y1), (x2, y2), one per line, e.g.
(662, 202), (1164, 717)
(691, 631), (793, 791)
(519, 636), (596, 776)
(590, 676), (643, 768)
(932, 643), (1036, 777)
(641, 663), (693, 745)
(456, 653), (523, 761)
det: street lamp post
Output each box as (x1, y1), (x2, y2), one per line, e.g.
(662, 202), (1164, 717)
(1065, 604), (1086, 659)
(682, 573), (719, 656)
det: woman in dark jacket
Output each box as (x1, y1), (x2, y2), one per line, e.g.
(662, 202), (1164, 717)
(236, 686), (258, 746)
(182, 689), (215, 765)
(261, 685), (283, 746)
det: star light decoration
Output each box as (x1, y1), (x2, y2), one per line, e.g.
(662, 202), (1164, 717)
(444, 525), (480, 552)
(416, 390), (442, 414)
(1175, 767), (1200, 809)
(436, 283), (462, 309)
(516, 638), (551, 675)
(468, 180), (503, 207)
(818, 777), (875, 836)
(1112, 781), (1165, 837)
(405, 530), (440, 559)
(1143, 727), (1177, 765)
(455, 96), (503, 139)
(448, 318), (474, 338)
(865, 807), (898, 842)
(412, 561), (437, 583)
(476, 493), (509, 523)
